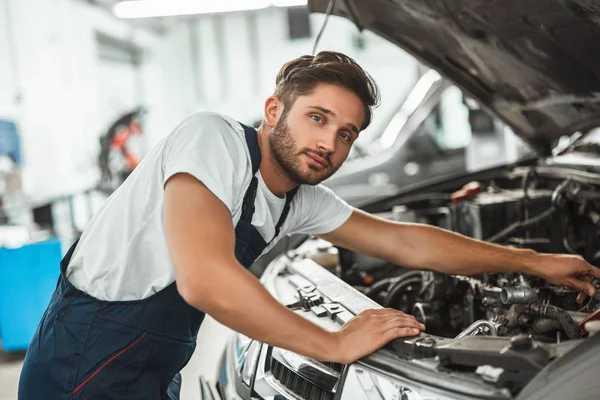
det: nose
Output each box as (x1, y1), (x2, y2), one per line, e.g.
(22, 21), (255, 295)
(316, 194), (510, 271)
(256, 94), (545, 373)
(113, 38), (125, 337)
(316, 128), (336, 154)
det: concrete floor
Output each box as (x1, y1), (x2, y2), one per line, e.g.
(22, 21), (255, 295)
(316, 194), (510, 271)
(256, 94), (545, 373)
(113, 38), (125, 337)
(0, 316), (233, 400)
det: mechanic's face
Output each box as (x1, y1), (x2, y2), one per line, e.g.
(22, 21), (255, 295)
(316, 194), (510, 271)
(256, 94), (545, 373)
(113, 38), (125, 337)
(269, 83), (365, 186)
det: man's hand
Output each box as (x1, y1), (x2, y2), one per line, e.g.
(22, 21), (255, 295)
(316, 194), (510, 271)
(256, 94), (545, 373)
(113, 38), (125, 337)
(330, 309), (425, 364)
(527, 253), (600, 304)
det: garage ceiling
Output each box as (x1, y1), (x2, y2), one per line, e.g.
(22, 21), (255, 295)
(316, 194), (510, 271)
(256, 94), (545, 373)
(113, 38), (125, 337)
(85, 0), (177, 33)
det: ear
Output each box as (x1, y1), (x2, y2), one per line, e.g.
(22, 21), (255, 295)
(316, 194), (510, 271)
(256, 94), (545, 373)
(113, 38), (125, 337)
(264, 96), (282, 128)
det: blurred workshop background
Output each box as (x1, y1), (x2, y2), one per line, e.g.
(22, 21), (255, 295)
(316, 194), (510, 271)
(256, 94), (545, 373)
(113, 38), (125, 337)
(0, 1), (532, 399)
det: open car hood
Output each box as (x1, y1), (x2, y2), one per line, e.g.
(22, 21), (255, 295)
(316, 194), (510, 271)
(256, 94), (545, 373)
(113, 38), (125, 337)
(308, 0), (600, 154)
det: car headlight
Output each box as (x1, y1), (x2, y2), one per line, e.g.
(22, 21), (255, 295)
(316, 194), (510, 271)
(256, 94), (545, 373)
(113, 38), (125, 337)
(341, 364), (466, 400)
(236, 334), (252, 359)
(241, 341), (261, 386)
(235, 333), (261, 386)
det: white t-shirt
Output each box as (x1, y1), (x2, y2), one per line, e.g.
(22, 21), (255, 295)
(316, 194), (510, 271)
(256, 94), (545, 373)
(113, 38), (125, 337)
(66, 112), (353, 301)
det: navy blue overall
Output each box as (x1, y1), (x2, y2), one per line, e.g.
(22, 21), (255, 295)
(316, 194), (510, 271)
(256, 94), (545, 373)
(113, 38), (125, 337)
(18, 123), (299, 399)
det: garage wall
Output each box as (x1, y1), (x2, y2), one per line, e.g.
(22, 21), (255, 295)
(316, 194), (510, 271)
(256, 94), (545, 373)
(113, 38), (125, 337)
(0, 0), (17, 118)
(0, 0), (160, 204)
(180, 9), (419, 147)
(0, 0), (418, 208)
(140, 21), (198, 150)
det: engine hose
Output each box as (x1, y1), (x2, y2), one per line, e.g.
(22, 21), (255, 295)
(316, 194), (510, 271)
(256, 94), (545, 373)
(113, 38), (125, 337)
(384, 271), (423, 308)
(553, 312), (580, 339)
(532, 318), (561, 334)
(486, 207), (556, 243)
(531, 304), (580, 339)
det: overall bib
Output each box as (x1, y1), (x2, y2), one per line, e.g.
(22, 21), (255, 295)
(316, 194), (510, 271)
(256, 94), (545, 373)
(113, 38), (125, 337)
(19, 123), (298, 399)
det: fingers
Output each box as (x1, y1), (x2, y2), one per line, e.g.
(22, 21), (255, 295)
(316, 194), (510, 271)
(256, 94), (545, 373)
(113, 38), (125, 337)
(382, 326), (422, 342)
(381, 316), (425, 332)
(360, 308), (414, 317)
(579, 275), (593, 303)
(359, 308), (418, 322)
(588, 266), (600, 279)
(379, 312), (426, 342)
(567, 277), (596, 298)
(356, 308), (425, 341)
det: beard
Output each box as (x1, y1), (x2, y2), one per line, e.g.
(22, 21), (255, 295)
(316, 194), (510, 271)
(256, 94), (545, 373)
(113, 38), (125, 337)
(269, 113), (340, 186)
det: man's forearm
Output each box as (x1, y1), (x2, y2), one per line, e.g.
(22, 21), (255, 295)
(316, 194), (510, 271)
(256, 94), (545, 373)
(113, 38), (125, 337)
(324, 210), (600, 299)
(388, 223), (538, 276)
(183, 262), (339, 362)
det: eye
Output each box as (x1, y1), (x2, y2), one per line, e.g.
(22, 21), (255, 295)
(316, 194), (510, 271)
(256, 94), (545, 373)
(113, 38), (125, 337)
(339, 132), (352, 143)
(310, 115), (323, 123)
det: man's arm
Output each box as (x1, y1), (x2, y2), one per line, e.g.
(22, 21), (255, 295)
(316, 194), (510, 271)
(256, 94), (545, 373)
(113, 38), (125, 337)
(319, 209), (600, 298)
(163, 174), (425, 364)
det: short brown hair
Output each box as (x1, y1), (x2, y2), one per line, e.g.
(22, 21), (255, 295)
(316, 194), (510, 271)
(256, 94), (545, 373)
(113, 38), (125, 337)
(274, 51), (380, 131)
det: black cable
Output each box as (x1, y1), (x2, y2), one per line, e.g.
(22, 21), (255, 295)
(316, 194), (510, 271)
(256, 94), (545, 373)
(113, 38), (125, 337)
(486, 207), (556, 243)
(312, 0), (336, 55)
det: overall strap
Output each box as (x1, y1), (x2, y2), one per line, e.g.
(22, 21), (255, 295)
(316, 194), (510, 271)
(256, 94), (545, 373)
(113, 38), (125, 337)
(239, 122), (261, 174)
(239, 123), (261, 221)
(60, 239), (80, 274)
(270, 186), (300, 244)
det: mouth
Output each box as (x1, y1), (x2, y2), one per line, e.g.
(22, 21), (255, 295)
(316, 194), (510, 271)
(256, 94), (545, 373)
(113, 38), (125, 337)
(304, 152), (329, 169)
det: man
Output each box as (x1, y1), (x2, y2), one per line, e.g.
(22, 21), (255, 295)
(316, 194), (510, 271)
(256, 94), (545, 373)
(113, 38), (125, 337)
(19, 51), (600, 399)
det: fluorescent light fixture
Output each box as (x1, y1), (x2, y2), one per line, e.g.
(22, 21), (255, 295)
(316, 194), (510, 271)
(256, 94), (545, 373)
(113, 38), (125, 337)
(271, 0), (308, 6)
(113, 0), (308, 19)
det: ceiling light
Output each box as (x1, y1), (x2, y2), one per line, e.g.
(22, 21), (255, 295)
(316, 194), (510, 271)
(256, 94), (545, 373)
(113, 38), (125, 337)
(272, 0), (308, 6)
(113, 0), (308, 19)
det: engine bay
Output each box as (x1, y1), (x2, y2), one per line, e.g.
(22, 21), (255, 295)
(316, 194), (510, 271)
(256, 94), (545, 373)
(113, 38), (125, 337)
(310, 166), (600, 344)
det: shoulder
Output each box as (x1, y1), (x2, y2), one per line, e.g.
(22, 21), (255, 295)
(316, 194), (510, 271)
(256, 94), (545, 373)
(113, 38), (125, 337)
(185, 111), (243, 129)
(173, 111), (245, 141)
(164, 112), (249, 160)
(161, 112), (254, 211)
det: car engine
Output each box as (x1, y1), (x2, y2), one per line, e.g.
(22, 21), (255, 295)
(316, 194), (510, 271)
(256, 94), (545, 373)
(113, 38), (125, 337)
(313, 168), (600, 343)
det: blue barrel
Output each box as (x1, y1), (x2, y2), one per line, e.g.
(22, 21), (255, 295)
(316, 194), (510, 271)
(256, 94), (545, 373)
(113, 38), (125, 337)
(0, 239), (62, 352)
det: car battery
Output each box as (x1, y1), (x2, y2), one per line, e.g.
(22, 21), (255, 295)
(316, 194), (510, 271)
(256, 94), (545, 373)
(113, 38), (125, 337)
(454, 189), (562, 250)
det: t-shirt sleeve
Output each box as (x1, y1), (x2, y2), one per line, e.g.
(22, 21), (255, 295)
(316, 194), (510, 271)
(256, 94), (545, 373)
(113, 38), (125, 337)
(161, 112), (249, 214)
(290, 184), (354, 235)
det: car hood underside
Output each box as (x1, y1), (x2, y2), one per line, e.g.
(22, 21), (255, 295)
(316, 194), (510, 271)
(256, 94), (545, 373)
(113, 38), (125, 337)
(308, 0), (600, 154)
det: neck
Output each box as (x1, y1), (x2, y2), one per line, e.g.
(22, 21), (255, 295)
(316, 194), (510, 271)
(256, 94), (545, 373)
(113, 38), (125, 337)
(256, 126), (297, 198)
